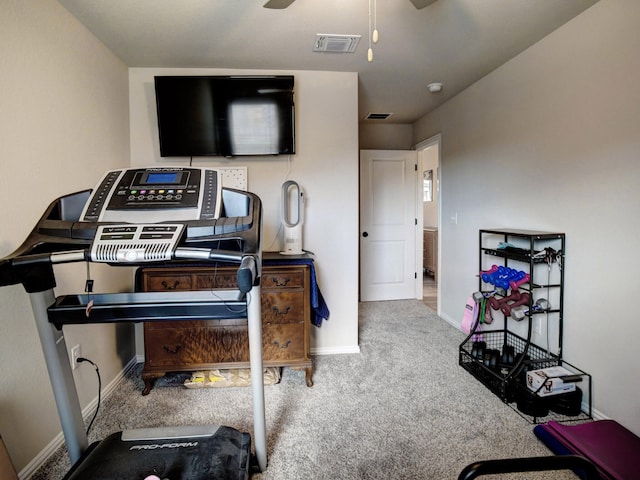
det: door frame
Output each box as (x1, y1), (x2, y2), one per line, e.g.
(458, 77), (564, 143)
(414, 134), (442, 312)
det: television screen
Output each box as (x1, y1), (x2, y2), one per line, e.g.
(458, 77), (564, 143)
(154, 76), (295, 157)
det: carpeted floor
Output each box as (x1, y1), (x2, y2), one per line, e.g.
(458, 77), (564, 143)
(32, 300), (577, 479)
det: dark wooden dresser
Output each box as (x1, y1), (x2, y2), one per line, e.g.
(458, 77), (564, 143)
(138, 262), (313, 394)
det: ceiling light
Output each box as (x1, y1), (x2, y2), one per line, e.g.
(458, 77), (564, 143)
(428, 83), (443, 93)
(368, 0), (379, 62)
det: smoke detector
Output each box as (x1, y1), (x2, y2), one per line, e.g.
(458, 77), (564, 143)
(313, 34), (361, 53)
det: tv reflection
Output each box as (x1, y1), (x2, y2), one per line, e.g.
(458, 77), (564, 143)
(229, 100), (280, 155)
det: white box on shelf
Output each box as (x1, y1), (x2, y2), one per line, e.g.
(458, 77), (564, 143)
(526, 366), (576, 397)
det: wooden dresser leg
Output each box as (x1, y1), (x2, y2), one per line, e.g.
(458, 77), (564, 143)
(305, 367), (314, 387)
(142, 375), (158, 396)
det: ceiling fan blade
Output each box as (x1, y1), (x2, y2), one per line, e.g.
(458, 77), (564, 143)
(409, 0), (439, 9)
(263, 0), (296, 8)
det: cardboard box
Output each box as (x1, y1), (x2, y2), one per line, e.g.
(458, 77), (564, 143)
(526, 366), (576, 397)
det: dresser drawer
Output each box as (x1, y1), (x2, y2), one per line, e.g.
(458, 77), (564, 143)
(143, 268), (238, 292)
(263, 323), (305, 361)
(261, 269), (305, 289)
(262, 291), (304, 324)
(145, 321), (249, 367)
(144, 321), (305, 367)
(194, 270), (238, 289)
(142, 266), (306, 291)
(144, 273), (194, 291)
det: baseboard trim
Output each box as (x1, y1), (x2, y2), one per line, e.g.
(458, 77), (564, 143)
(439, 311), (460, 330)
(312, 345), (360, 355)
(19, 357), (138, 480)
(590, 406), (608, 421)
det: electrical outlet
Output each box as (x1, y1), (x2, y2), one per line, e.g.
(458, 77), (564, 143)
(71, 344), (81, 370)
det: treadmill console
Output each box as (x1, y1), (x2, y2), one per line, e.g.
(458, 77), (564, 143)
(80, 167), (221, 223)
(90, 224), (184, 263)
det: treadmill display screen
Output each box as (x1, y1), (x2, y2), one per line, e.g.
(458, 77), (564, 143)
(132, 170), (191, 189)
(145, 172), (182, 185)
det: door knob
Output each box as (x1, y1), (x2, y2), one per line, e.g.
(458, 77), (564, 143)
(362, 232), (369, 237)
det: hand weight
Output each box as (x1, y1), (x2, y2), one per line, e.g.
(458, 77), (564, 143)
(511, 298), (551, 321)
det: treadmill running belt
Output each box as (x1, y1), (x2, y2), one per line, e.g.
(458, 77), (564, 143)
(63, 426), (251, 480)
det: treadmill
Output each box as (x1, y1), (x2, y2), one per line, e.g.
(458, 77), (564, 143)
(0, 167), (267, 479)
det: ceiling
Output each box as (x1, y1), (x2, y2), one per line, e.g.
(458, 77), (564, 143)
(57, 0), (599, 124)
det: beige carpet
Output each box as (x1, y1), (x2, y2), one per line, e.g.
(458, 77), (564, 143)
(32, 300), (578, 479)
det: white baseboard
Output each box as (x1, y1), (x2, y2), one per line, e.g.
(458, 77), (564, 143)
(590, 406), (608, 421)
(439, 311), (460, 330)
(19, 357), (138, 480)
(311, 345), (360, 355)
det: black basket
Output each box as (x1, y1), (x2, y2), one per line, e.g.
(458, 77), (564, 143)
(459, 329), (591, 423)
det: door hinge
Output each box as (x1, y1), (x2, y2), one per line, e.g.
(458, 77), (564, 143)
(415, 164), (418, 171)
(415, 218), (418, 225)
(415, 272), (418, 279)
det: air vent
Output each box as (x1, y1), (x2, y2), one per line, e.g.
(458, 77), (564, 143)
(365, 113), (394, 120)
(313, 34), (361, 53)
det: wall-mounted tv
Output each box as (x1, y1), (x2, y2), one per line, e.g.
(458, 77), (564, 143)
(154, 75), (295, 157)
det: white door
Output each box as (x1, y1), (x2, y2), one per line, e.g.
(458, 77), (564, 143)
(360, 150), (418, 301)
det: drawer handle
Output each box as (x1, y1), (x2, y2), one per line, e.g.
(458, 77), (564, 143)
(161, 280), (180, 290)
(273, 340), (291, 349)
(272, 276), (291, 287)
(163, 344), (182, 354)
(272, 306), (291, 316)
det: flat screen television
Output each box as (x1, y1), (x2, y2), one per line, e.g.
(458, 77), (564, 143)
(154, 75), (295, 157)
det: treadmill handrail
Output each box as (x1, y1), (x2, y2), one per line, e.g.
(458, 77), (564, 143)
(2, 245), (259, 296)
(0, 187), (263, 293)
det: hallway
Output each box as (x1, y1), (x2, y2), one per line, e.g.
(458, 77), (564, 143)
(423, 273), (437, 311)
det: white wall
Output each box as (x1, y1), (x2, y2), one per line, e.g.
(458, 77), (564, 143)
(129, 68), (360, 355)
(413, 0), (640, 435)
(0, 0), (132, 473)
(359, 123), (413, 150)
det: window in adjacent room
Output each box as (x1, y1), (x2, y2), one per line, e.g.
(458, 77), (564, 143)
(423, 169), (433, 202)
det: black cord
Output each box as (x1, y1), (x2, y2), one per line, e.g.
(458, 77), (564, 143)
(77, 357), (101, 436)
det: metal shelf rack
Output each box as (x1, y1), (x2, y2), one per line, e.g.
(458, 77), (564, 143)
(459, 229), (591, 423)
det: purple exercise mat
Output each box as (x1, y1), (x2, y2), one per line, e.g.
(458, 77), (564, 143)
(537, 420), (640, 480)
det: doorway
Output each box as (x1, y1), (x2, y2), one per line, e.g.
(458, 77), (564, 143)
(415, 135), (441, 312)
(359, 149), (419, 301)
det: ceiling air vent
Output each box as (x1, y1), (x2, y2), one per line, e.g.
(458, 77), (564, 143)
(366, 113), (394, 120)
(313, 34), (361, 53)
